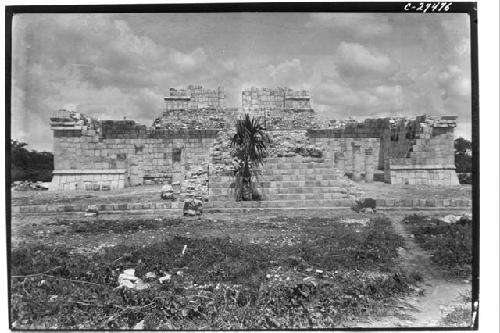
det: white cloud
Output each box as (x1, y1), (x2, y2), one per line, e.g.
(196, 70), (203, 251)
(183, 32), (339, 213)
(313, 78), (405, 118)
(307, 13), (393, 38)
(266, 58), (305, 86)
(455, 122), (472, 140)
(438, 65), (471, 98)
(335, 42), (395, 77)
(169, 47), (207, 71)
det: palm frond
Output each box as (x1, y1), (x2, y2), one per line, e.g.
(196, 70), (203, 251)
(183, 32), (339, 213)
(230, 114), (270, 200)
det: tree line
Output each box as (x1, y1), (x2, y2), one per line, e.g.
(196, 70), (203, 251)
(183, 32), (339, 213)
(10, 140), (54, 182)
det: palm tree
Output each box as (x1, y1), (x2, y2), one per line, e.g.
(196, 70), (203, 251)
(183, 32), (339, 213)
(230, 114), (270, 201)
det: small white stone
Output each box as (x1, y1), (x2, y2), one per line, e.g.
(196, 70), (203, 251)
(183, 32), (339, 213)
(133, 320), (145, 330)
(159, 274), (172, 283)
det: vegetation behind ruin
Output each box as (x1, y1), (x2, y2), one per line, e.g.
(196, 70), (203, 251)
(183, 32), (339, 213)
(11, 140), (54, 182)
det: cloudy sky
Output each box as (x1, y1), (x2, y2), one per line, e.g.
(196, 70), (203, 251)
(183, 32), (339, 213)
(11, 12), (471, 151)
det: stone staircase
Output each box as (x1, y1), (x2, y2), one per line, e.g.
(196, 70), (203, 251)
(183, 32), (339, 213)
(206, 157), (357, 210)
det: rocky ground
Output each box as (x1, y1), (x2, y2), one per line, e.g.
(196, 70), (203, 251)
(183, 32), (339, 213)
(10, 207), (473, 329)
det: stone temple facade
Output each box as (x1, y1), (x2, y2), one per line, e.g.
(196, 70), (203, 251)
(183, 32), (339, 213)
(49, 85), (459, 197)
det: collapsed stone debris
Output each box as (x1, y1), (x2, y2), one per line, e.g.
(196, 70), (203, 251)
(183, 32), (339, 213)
(48, 85), (460, 212)
(11, 180), (49, 191)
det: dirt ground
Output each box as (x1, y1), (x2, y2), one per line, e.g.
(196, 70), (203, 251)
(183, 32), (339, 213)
(360, 211), (472, 328)
(11, 182), (472, 207)
(10, 208), (473, 328)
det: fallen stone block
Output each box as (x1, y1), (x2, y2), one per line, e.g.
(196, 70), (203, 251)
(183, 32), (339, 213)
(117, 269), (150, 290)
(161, 184), (175, 200)
(183, 199), (203, 216)
(85, 204), (99, 217)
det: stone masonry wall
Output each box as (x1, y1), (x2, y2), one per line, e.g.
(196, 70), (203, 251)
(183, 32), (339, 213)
(51, 110), (217, 191)
(242, 87), (312, 121)
(384, 115), (459, 185)
(309, 130), (380, 180)
(241, 88), (317, 130)
(164, 85), (225, 111)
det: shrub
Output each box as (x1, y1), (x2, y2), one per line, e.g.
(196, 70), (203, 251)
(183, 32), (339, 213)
(352, 198), (377, 213)
(231, 114), (270, 201)
(403, 214), (472, 279)
(11, 140), (54, 182)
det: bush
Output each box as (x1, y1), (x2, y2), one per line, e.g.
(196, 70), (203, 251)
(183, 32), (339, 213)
(352, 198), (377, 213)
(457, 173), (472, 185)
(11, 140), (53, 182)
(454, 138), (472, 174)
(403, 214), (472, 279)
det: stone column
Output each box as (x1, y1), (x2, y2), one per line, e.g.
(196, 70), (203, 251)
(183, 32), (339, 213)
(172, 146), (183, 200)
(334, 151), (345, 175)
(365, 148), (374, 183)
(351, 142), (362, 181)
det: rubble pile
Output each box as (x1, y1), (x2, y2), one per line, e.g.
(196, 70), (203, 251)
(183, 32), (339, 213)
(183, 198), (203, 216)
(159, 108), (234, 130)
(11, 181), (49, 191)
(50, 109), (99, 130)
(181, 166), (209, 202)
(267, 130), (325, 159)
(210, 130), (239, 176)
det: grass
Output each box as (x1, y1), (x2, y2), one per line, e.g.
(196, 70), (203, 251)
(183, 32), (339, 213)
(11, 215), (419, 329)
(46, 217), (183, 235)
(441, 294), (473, 327)
(402, 214), (472, 279)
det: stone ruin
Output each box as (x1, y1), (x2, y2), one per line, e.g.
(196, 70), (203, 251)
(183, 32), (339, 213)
(242, 87), (318, 129)
(49, 85), (459, 208)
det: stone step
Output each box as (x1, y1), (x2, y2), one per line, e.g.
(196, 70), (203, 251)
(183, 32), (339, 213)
(262, 158), (334, 164)
(209, 192), (349, 202)
(204, 199), (355, 209)
(209, 173), (343, 183)
(261, 162), (335, 169)
(211, 168), (340, 177)
(209, 179), (354, 189)
(259, 168), (339, 176)
(209, 186), (348, 196)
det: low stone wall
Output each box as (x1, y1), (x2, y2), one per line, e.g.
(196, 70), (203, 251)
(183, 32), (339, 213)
(11, 202), (184, 215)
(51, 169), (126, 191)
(11, 197), (472, 215)
(385, 168), (459, 186)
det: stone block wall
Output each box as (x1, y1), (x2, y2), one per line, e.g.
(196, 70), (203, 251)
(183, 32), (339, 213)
(242, 87), (287, 113)
(383, 116), (459, 185)
(164, 85), (225, 111)
(308, 115), (460, 187)
(308, 129), (380, 179)
(242, 87), (312, 121)
(51, 170), (126, 191)
(50, 110), (217, 191)
(50, 98), (460, 193)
